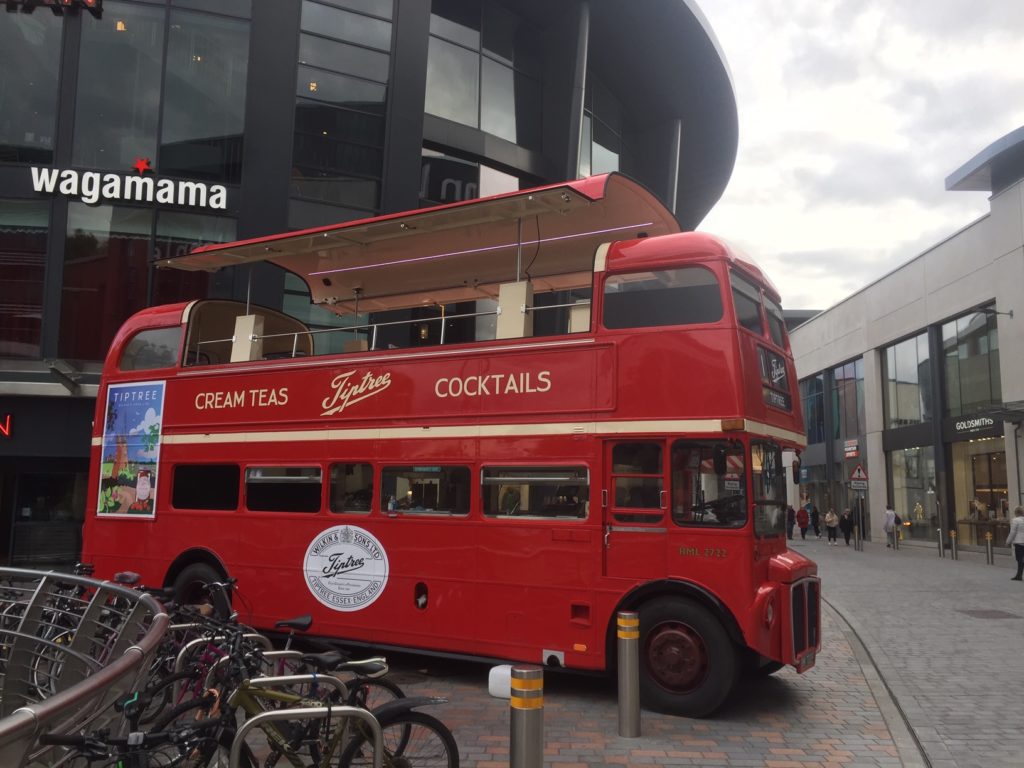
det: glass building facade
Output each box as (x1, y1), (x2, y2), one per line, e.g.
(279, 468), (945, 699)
(800, 306), (1008, 547)
(0, 0), (738, 566)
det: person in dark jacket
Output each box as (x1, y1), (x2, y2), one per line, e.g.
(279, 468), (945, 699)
(839, 508), (854, 546)
(786, 506), (796, 540)
(796, 506), (810, 539)
(810, 505), (821, 539)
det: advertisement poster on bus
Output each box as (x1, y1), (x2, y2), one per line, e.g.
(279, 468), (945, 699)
(98, 380), (165, 518)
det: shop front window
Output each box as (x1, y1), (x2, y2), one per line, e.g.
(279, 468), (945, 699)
(888, 446), (937, 543)
(0, 11), (63, 164)
(0, 200), (49, 359)
(11, 468), (88, 566)
(882, 332), (932, 428)
(943, 309), (1001, 418)
(951, 437), (1008, 546)
(60, 203), (153, 361)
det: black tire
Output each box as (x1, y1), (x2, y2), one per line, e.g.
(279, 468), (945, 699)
(338, 710), (459, 768)
(348, 677), (405, 710)
(172, 563), (223, 607)
(637, 596), (738, 717)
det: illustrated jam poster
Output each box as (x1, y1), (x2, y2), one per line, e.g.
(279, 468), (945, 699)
(98, 381), (166, 517)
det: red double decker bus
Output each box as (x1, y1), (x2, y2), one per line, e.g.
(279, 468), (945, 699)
(81, 174), (819, 717)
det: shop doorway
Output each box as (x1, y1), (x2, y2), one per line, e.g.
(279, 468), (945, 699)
(950, 438), (1008, 546)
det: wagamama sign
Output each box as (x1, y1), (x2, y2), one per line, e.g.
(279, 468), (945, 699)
(30, 166), (227, 211)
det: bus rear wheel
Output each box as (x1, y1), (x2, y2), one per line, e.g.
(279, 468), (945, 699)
(638, 596), (738, 717)
(172, 562), (222, 607)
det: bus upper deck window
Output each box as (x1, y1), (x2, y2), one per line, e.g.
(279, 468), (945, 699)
(603, 267), (722, 329)
(765, 296), (786, 346)
(120, 327), (182, 371)
(730, 273), (763, 335)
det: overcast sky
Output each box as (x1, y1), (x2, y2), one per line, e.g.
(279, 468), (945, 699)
(695, 0), (1024, 311)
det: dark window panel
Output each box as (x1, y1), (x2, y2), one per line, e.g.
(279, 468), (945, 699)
(289, 173), (380, 209)
(295, 99), (385, 147)
(160, 10), (249, 183)
(73, 2), (165, 170)
(315, 0), (393, 19)
(120, 327), (181, 371)
(0, 200), (49, 359)
(482, 0), (540, 75)
(151, 211), (236, 306)
(429, 0), (479, 49)
(480, 58), (541, 148)
(59, 203), (154, 362)
(299, 34), (390, 83)
(424, 36), (479, 127)
(301, 1), (392, 50)
(0, 13), (62, 164)
(292, 133), (383, 178)
(297, 65), (386, 111)
(604, 268), (723, 330)
(171, 0), (251, 17)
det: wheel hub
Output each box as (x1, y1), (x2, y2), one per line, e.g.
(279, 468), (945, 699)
(645, 622), (708, 692)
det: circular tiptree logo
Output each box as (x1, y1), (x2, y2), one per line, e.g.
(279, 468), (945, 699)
(303, 526), (389, 612)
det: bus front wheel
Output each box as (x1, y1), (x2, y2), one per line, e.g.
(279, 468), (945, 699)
(638, 596), (738, 717)
(172, 562), (222, 606)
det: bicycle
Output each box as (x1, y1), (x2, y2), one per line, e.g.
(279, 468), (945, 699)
(155, 635), (456, 768)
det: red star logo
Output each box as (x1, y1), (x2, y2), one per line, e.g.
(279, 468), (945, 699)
(132, 157), (152, 174)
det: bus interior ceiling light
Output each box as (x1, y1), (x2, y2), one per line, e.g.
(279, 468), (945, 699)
(308, 221), (654, 278)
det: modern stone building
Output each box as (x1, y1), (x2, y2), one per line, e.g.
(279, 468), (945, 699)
(790, 126), (1024, 551)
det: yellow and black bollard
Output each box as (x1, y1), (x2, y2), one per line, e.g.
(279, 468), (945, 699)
(510, 665), (543, 768)
(617, 611), (641, 737)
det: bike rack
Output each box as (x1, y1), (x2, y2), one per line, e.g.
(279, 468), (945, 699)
(229, 705), (382, 768)
(0, 568), (168, 767)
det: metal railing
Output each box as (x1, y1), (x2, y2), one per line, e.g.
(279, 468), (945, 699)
(0, 569), (169, 767)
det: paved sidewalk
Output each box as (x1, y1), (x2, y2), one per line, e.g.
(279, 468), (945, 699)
(791, 534), (1024, 768)
(337, 536), (1023, 767)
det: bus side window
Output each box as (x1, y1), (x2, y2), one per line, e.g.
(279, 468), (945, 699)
(481, 467), (588, 519)
(329, 463), (374, 514)
(120, 327), (182, 371)
(730, 272), (764, 335)
(245, 466), (322, 513)
(171, 464), (240, 510)
(380, 466), (470, 516)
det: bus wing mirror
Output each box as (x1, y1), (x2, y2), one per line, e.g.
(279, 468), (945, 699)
(713, 445), (728, 476)
(792, 457), (801, 485)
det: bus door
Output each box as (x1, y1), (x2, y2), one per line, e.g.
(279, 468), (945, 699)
(603, 440), (668, 579)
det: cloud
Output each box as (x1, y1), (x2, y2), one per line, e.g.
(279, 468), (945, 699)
(129, 407), (161, 437)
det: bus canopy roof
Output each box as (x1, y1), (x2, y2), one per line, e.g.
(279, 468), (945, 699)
(158, 174), (680, 314)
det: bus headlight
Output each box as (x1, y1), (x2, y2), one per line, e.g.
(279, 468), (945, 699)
(764, 595), (776, 628)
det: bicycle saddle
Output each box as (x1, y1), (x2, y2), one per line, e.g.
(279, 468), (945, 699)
(300, 650), (347, 671)
(113, 571), (141, 586)
(274, 614), (313, 632)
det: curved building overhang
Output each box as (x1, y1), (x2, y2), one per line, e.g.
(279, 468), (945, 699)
(946, 125), (1024, 195)
(588, 0), (738, 229)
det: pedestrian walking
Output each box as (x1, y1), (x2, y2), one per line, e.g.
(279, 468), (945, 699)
(796, 506), (809, 540)
(884, 503), (897, 547)
(839, 508), (853, 546)
(1007, 505), (1024, 581)
(786, 505), (796, 540)
(811, 505), (821, 539)
(825, 508), (839, 545)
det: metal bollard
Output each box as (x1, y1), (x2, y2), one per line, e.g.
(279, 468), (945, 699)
(937, 527), (945, 557)
(893, 525), (900, 550)
(617, 611), (641, 738)
(985, 531), (994, 565)
(853, 524), (861, 551)
(950, 529), (959, 560)
(510, 665), (543, 768)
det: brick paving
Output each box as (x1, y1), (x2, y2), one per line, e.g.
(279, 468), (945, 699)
(327, 537), (1024, 766)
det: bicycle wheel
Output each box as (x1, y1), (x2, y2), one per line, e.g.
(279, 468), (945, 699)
(338, 710), (459, 768)
(348, 677), (405, 711)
